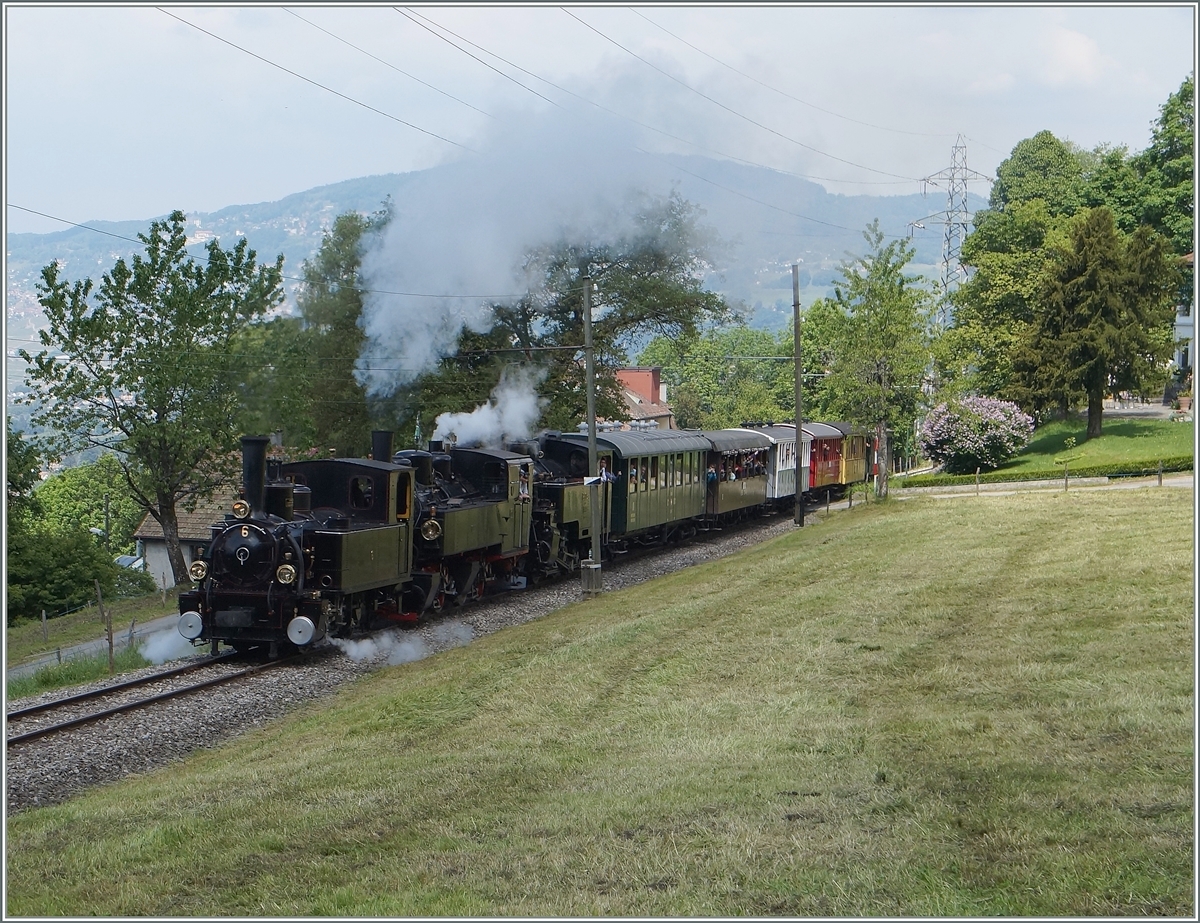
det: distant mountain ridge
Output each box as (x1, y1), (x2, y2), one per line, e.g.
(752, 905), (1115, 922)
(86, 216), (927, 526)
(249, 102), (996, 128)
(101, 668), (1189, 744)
(6, 155), (986, 380)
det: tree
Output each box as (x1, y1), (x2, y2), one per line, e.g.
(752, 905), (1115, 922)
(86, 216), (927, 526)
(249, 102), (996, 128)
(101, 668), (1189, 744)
(6, 528), (118, 626)
(819, 222), (933, 497)
(392, 192), (734, 439)
(1132, 74), (1194, 257)
(19, 210), (284, 584)
(638, 324), (794, 429)
(989, 130), (1084, 217)
(6, 416), (45, 532)
(33, 454), (147, 554)
(1013, 207), (1178, 437)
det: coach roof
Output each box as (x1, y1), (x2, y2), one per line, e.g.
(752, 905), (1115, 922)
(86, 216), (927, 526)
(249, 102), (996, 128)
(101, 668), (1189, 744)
(553, 429), (712, 456)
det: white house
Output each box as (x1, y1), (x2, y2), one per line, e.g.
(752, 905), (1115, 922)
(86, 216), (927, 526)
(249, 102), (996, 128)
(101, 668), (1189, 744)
(132, 494), (234, 589)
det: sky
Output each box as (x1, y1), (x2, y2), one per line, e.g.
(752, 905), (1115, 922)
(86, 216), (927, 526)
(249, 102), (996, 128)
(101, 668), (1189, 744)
(4, 3), (1196, 237)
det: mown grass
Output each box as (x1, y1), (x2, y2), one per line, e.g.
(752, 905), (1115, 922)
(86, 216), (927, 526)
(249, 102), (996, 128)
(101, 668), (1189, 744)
(5, 490), (1194, 916)
(6, 646), (153, 700)
(899, 417), (1194, 488)
(1005, 417), (1194, 472)
(6, 589), (181, 669)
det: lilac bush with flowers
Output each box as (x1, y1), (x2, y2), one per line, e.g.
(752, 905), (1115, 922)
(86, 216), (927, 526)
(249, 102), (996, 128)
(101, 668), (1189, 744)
(919, 397), (1035, 474)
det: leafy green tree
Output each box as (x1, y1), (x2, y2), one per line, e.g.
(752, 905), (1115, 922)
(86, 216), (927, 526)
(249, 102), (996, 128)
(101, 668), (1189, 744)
(293, 205), (391, 455)
(639, 325), (793, 429)
(820, 222), (933, 497)
(1132, 74), (1194, 257)
(6, 527), (120, 625)
(394, 192), (734, 438)
(989, 130), (1084, 216)
(19, 210), (284, 584)
(1012, 207), (1178, 436)
(33, 454), (147, 554)
(6, 416), (45, 533)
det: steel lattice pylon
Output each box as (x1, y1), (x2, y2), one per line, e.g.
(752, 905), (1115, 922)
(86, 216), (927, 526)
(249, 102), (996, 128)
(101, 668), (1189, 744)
(910, 135), (991, 326)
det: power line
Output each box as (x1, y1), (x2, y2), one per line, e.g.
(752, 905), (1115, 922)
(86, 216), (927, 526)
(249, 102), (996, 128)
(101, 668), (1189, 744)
(630, 9), (955, 142)
(157, 8), (475, 152)
(392, 7), (562, 110)
(403, 7), (913, 189)
(282, 8), (495, 119)
(561, 8), (920, 183)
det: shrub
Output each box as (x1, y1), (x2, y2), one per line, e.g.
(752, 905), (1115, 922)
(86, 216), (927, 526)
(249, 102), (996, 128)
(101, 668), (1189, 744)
(920, 397), (1034, 474)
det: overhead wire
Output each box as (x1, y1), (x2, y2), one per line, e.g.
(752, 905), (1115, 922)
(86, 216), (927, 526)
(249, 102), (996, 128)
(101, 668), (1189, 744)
(403, 6), (916, 188)
(281, 7), (495, 119)
(560, 8), (921, 182)
(157, 8), (475, 153)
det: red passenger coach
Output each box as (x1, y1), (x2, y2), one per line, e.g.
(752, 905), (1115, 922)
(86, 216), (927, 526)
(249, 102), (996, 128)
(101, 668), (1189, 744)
(802, 422), (845, 497)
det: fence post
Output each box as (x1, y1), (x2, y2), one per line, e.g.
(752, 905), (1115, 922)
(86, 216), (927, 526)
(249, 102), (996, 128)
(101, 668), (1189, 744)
(848, 485), (853, 509)
(56, 648), (61, 664)
(96, 579), (113, 675)
(975, 467), (980, 497)
(1064, 465), (1069, 492)
(128, 619), (136, 646)
(41, 609), (47, 643)
(1158, 459), (1163, 487)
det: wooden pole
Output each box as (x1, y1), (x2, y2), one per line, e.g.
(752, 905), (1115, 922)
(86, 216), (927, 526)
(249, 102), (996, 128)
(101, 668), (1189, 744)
(1158, 459), (1163, 487)
(582, 273), (602, 598)
(42, 609), (48, 643)
(792, 263), (804, 527)
(1064, 465), (1069, 492)
(96, 579), (113, 674)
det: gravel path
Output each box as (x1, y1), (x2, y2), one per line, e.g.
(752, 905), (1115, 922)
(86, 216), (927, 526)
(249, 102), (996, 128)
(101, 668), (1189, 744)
(6, 513), (800, 815)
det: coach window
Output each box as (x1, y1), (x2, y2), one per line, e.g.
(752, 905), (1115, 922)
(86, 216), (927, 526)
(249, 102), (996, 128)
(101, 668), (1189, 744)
(649, 456), (659, 490)
(349, 476), (374, 509)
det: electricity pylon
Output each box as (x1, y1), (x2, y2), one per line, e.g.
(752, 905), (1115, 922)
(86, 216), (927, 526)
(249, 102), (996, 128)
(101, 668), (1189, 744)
(910, 134), (992, 326)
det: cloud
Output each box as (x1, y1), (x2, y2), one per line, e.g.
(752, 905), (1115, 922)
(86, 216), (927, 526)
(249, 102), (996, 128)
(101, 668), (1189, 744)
(1040, 28), (1109, 86)
(965, 72), (1017, 96)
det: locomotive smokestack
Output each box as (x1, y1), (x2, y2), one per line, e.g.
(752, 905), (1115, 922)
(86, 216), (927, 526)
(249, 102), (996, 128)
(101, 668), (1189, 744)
(241, 435), (270, 514)
(372, 430), (395, 463)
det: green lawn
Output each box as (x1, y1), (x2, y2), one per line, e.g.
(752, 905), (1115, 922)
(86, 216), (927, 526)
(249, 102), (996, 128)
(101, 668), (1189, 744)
(1004, 417), (1194, 471)
(900, 416), (1194, 487)
(5, 490), (1194, 916)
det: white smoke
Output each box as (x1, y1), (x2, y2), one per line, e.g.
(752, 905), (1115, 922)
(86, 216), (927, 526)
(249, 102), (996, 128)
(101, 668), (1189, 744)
(329, 620), (473, 665)
(330, 631), (428, 665)
(139, 629), (200, 665)
(433, 365), (546, 447)
(355, 103), (676, 398)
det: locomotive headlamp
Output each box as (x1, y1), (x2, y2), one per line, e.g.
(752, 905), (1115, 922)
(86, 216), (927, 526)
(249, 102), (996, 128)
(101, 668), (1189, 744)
(189, 560), (209, 582)
(276, 563), (297, 585)
(232, 500), (250, 519)
(420, 518), (443, 541)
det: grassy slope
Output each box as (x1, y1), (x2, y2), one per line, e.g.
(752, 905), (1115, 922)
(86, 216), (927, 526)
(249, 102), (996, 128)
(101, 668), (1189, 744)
(1003, 418), (1194, 472)
(5, 490), (1194, 916)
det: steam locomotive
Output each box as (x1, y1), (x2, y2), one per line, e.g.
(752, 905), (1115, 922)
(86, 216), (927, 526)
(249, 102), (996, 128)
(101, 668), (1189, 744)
(178, 424), (868, 656)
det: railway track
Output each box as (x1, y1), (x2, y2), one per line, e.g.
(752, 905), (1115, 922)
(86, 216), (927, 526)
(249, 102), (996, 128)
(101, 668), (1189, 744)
(6, 653), (299, 747)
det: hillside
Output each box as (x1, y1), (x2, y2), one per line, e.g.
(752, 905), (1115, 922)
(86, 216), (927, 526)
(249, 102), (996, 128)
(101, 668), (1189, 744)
(5, 489), (1192, 916)
(5, 153), (984, 347)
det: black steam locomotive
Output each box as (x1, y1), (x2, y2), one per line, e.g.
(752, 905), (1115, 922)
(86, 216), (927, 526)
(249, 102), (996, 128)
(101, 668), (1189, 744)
(179, 423), (865, 655)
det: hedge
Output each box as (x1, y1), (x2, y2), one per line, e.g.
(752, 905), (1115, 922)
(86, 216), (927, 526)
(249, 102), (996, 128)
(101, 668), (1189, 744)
(895, 454), (1195, 489)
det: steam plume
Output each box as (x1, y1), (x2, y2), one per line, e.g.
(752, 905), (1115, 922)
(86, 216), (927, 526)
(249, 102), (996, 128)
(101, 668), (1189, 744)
(433, 365), (546, 447)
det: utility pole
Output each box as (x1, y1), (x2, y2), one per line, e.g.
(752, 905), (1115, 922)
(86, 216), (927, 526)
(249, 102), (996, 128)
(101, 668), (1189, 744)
(581, 274), (603, 597)
(792, 263), (804, 527)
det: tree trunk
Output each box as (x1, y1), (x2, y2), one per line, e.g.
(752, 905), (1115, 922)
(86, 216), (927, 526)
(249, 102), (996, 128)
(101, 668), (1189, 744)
(156, 496), (189, 587)
(1086, 387), (1104, 438)
(876, 422), (889, 499)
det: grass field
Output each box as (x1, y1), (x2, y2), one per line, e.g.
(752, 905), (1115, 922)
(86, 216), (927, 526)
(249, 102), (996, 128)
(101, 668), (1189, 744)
(5, 589), (181, 669)
(5, 489), (1194, 916)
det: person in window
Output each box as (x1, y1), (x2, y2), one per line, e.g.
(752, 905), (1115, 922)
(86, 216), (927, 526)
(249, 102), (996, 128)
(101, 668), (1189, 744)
(599, 458), (616, 482)
(707, 465), (718, 485)
(351, 478), (372, 508)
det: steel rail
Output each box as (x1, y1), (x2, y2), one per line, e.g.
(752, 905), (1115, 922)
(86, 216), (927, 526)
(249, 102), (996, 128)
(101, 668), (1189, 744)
(6, 652), (240, 721)
(6, 656), (299, 748)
